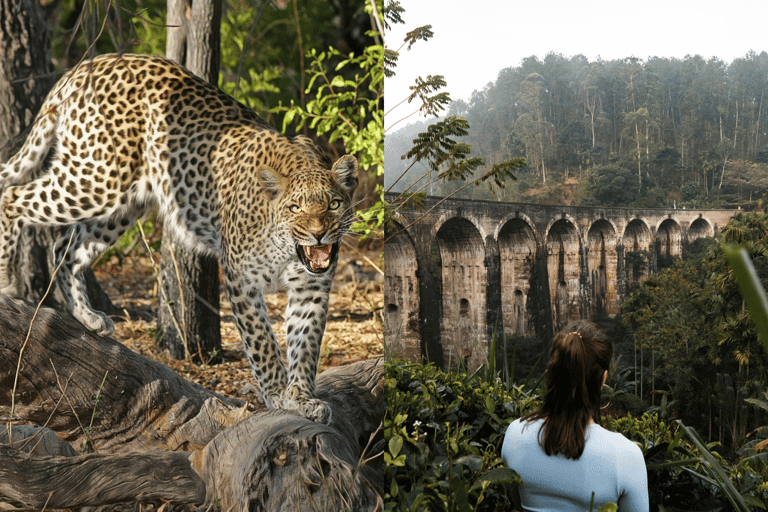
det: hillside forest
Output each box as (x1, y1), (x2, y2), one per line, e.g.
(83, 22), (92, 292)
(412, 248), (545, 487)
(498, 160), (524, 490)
(385, 51), (768, 209)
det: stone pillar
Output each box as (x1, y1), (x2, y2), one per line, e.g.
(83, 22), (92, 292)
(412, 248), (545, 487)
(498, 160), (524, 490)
(531, 244), (554, 344)
(616, 244), (627, 303)
(484, 236), (504, 372)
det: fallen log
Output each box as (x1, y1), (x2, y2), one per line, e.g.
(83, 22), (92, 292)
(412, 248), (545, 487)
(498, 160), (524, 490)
(0, 297), (384, 510)
(0, 444), (206, 508)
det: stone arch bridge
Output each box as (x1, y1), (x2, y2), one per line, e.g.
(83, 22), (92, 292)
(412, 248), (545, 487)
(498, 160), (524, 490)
(384, 193), (738, 370)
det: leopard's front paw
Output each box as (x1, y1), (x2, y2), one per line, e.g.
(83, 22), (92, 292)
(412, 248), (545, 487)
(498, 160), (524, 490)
(272, 393), (332, 424)
(261, 391), (282, 410)
(295, 397), (332, 424)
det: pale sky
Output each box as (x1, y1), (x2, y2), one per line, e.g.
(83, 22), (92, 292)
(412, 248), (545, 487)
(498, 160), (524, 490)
(385, 0), (767, 130)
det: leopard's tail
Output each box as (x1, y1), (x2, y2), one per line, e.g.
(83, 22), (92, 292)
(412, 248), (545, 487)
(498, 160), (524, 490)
(0, 102), (60, 187)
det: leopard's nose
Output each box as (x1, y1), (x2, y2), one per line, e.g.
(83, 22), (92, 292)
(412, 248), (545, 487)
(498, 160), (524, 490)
(310, 229), (326, 243)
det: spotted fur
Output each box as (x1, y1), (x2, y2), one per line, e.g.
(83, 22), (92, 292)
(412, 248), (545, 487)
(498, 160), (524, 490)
(0, 54), (358, 423)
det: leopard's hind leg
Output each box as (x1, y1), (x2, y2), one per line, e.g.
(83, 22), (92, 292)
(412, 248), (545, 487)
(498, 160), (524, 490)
(0, 153), (137, 334)
(54, 216), (139, 336)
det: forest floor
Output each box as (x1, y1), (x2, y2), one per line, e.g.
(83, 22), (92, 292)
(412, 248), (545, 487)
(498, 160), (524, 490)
(92, 238), (384, 406)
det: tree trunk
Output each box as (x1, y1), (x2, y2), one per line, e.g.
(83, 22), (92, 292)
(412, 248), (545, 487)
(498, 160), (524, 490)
(0, 0), (54, 160)
(0, 0), (117, 315)
(587, 95), (596, 147)
(0, 296), (383, 510)
(755, 90), (763, 156)
(719, 154), (728, 190)
(635, 122), (642, 190)
(158, 0), (222, 362)
(733, 98), (739, 149)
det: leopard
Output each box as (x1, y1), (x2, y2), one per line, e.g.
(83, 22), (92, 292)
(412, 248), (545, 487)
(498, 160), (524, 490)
(0, 53), (359, 424)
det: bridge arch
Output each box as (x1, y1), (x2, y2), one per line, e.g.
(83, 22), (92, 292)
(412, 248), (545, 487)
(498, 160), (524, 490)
(688, 215), (714, 241)
(434, 217), (488, 370)
(430, 211), (488, 245)
(546, 217), (582, 331)
(494, 211), (538, 241)
(622, 218), (653, 287)
(587, 219), (618, 317)
(497, 216), (538, 338)
(383, 221), (420, 361)
(655, 217), (683, 267)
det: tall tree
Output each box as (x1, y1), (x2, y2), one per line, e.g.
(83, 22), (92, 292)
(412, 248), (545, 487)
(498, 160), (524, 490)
(157, 0), (223, 362)
(575, 62), (603, 149)
(622, 107), (656, 190)
(517, 72), (548, 182)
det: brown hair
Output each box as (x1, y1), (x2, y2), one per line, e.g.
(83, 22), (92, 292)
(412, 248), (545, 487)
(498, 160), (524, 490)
(521, 319), (613, 459)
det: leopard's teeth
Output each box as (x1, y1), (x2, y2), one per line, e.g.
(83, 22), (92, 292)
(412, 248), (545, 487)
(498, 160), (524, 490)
(303, 244), (332, 270)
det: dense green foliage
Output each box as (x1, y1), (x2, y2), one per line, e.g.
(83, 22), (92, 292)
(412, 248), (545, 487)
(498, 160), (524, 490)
(386, 52), (768, 208)
(384, 360), (535, 512)
(273, 41), (385, 238)
(129, 1), (380, 138)
(384, 360), (768, 512)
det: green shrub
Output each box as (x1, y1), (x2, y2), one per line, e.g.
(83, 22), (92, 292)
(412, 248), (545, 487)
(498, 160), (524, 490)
(384, 360), (539, 511)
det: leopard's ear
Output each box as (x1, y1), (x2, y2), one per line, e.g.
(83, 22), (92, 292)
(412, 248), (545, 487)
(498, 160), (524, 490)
(257, 166), (287, 200)
(331, 155), (358, 194)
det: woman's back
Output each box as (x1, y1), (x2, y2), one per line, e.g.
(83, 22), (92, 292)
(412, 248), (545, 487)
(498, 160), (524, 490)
(502, 418), (648, 511)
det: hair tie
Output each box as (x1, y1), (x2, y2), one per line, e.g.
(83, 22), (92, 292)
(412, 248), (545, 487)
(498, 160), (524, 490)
(567, 331), (582, 340)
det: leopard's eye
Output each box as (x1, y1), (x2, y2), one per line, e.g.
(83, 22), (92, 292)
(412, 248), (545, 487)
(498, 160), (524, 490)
(328, 199), (341, 211)
(289, 204), (301, 214)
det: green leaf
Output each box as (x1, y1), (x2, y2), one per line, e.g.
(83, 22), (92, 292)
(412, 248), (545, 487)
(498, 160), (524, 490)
(384, 452), (406, 467)
(678, 421), (758, 512)
(389, 434), (404, 458)
(469, 467), (520, 491)
(453, 455), (483, 472)
(449, 476), (471, 512)
(281, 110), (296, 132)
(723, 243), (768, 357)
(485, 394), (496, 415)
(645, 458), (702, 471)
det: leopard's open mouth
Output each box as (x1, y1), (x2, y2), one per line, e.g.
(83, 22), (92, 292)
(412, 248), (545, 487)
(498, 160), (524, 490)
(296, 242), (339, 274)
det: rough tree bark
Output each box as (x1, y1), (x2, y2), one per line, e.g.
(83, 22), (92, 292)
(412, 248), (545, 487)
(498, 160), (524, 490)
(0, 296), (384, 510)
(157, 0), (223, 362)
(0, 0), (117, 316)
(0, 0), (54, 159)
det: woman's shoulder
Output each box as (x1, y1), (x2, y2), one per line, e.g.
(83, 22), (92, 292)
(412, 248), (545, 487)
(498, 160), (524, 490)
(509, 417), (543, 431)
(506, 417), (544, 441)
(501, 417), (544, 464)
(589, 424), (645, 460)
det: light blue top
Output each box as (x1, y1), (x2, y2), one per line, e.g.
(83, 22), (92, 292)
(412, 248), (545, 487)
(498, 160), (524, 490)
(501, 418), (649, 512)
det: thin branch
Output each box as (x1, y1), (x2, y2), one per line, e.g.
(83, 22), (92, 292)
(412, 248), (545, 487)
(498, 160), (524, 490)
(10, 229), (75, 419)
(136, 222), (188, 358)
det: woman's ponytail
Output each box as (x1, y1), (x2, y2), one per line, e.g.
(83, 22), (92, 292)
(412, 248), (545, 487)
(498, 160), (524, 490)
(521, 320), (613, 459)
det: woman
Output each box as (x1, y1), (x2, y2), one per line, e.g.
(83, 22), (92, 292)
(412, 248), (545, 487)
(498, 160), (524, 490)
(501, 320), (648, 511)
